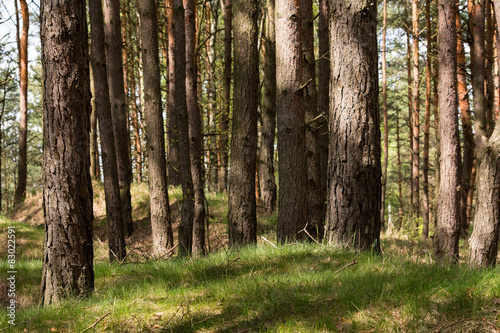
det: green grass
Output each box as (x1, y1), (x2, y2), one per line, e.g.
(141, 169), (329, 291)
(1, 187), (500, 332)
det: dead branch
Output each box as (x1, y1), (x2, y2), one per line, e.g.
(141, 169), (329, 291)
(333, 259), (357, 274)
(80, 311), (111, 333)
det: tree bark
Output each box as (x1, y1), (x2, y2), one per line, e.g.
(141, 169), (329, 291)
(228, 0), (259, 246)
(468, 0), (500, 268)
(276, 0), (307, 242)
(14, 0), (28, 205)
(185, 0), (206, 256)
(89, 0), (126, 262)
(138, 0), (175, 258)
(40, 0), (94, 304)
(412, 0), (420, 229)
(486, 0), (495, 131)
(172, 0), (195, 256)
(89, 92), (98, 181)
(434, 0), (460, 265)
(381, 0), (388, 230)
(324, 0), (381, 253)
(104, 0), (134, 237)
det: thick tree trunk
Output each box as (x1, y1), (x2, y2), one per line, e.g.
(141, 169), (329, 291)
(104, 0), (134, 237)
(456, 9), (474, 239)
(257, 0), (277, 213)
(138, 0), (175, 258)
(317, 0), (329, 224)
(324, 0), (381, 253)
(40, 0), (94, 304)
(89, 0), (126, 262)
(172, 0), (195, 256)
(276, 0), (307, 242)
(228, 0), (259, 246)
(14, 0), (28, 205)
(301, 0), (322, 240)
(468, 0), (500, 268)
(166, 0), (181, 188)
(434, 0), (460, 265)
(185, 0), (206, 256)
(381, 0), (388, 230)
(422, 0), (431, 239)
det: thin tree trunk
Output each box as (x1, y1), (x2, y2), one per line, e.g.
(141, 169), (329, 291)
(185, 0), (206, 256)
(90, 77), (98, 181)
(487, 0), (495, 131)
(89, 0), (126, 262)
(228, 0), (259, 246)
(166, 0), (181, 187)
(396, 100), (404, 230)
(317, 0), (329, 224)
(14, 0), (28, 205)
(41, 0), (94, 304)
(138, 0), (175, 258)
(173, 0), (195, 256)
(456, 8), (474, 239)
(381, 0), (388, 230)
(434, 0), (460, 265)
(104, 0), (134, 237)
(325, 0), (381, 252)
(407, 28), (414, 215)
(276, 0), (307, 243)
(258, 0), (277, 213)
(412, 0), (421, 230)
(422, 0), (432, 239)
(301, 0), (322, 240)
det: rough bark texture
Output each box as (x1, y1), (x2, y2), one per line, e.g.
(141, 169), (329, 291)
(381, 0), (388, 230)
(89, 93), (98, 180)
(90, 0), (126, 262)
(173, 0), (195, 256)
(40, 0), (94, 304)
(276, 0), (307, 242)
(258, 0), (277, 214)
(104, 0), (134, 237)
(14, 0), (28, 205)
(138, 0), (175, 258)
(468, 0), (500, 268)
(486, 0), (495, 131)
(301, 0), (323, 240)
(228, 0), (259, 246)
(411, 0), (420, 228)
(166, 0), (181, 188)
(185, 0), (206, 256)
(456, 9), (474, 239)
(325, 0), (381, 253)
(219, 0), (231, 193)
(422, 0), (431, 238)
(317, 0), (330, 224)
(434, 0), (460, 265)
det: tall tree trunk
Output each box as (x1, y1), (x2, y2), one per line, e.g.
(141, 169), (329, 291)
(14, 0), (28, 205)
(258, 0), (277, 213)
(396, 101), (404, 230)
(422, 0), (432, 239)
(276, 0), (307, 242)
(434, 0), (460, 264)
(89, 0), (126, 262)
(219, 0), (231, 193)
(173, 0), (195, 256)
(407, 28), (414, 214)
(381, 0), (388, 230)
(166, 0), (181, 187)
(301, 0), (322, 240)
(185, 0), (206, 256)
(40, 0), (94, 304)
(89, 94), (99, 181)
(317, 0), (329, 224)
(468, 0), (500, 268)
(486, 0), (495, 131)
(104, 0), (134, 237)
(324, 0), (381, 253)
(138, 0), (175, 258)
(412, 0), (421, 230)
(228, 0), (259, 246)
(456, 8), (474, 239)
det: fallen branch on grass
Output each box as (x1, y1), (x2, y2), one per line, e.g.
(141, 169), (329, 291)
(333, 259), (357, 274)
(261, 236), (278, 248)
(80, 311), (111, 333)
(298, 223), (322, 246)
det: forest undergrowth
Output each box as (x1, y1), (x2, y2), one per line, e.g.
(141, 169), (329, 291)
(0, 183), (499, 332)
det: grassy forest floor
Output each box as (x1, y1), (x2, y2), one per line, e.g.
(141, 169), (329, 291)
(0, 182), (500, 332)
